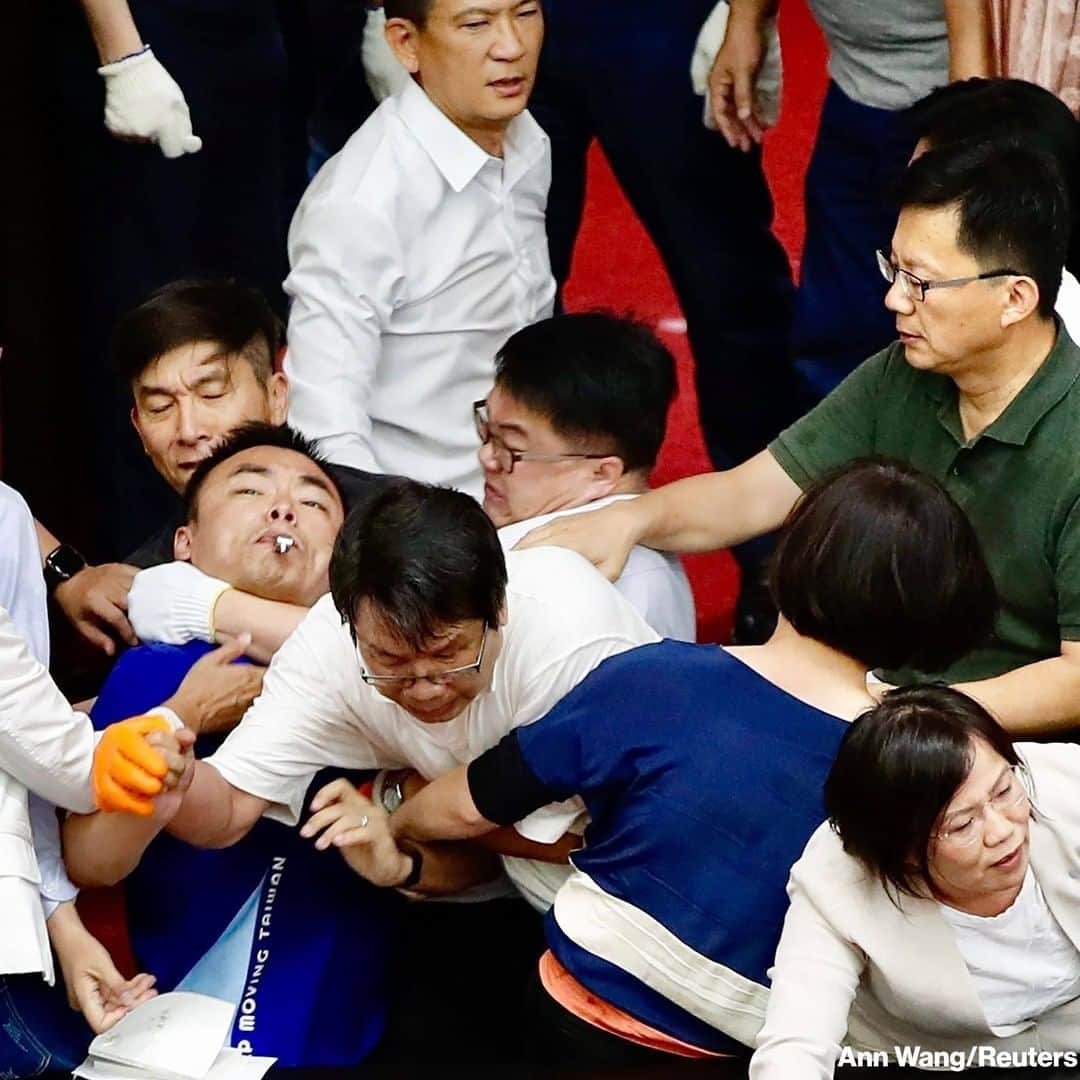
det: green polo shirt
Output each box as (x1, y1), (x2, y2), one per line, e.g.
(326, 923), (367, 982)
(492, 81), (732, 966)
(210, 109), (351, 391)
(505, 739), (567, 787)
(768, 326), (1080, 684)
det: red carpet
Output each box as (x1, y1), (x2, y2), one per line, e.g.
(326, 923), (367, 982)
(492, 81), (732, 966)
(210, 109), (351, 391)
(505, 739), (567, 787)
(563, 0), (827, 643)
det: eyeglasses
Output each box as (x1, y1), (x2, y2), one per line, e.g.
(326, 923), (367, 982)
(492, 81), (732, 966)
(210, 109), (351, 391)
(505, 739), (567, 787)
(359, 623), (488, 689)
(875, 250), (1020, 303)
(933, 765), (1030, 848)
(473, 400), (614, 475)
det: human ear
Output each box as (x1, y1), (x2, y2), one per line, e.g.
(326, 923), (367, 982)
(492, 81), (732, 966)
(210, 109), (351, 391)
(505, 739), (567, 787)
(173, 526), (194, 562)
(386, 17), (421, 74)
(1000, 275), (1041, 330)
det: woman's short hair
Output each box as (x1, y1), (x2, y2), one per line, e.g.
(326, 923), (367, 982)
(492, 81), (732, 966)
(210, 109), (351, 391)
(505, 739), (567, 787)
(824, 685), (1021, 899)
(769, 458), (997, 672)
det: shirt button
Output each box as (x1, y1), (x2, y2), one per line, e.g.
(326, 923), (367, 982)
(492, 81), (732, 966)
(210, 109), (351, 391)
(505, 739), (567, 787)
(952, 465), (960, 476)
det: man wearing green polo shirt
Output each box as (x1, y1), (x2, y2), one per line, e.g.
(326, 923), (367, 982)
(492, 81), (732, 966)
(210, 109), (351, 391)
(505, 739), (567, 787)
(518, 138), (1080, 736)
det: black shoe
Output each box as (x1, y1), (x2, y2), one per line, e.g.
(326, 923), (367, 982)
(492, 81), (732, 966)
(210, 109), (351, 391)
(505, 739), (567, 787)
(730, 568), (778, 645)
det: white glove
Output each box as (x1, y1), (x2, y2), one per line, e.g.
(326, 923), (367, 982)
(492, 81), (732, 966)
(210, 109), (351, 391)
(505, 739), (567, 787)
(97, 47), (203, 159)
(127, 562), (231, 645)
(362, 8), (411, 102)
(690, 1), (783, 131)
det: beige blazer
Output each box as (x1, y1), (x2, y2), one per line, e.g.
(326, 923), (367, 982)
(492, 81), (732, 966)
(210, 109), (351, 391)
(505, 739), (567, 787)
(751, 742), (1080, 1079)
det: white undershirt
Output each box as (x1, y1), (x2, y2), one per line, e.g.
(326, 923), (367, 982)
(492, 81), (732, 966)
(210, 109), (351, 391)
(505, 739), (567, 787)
(940, 868), (1080, 1035)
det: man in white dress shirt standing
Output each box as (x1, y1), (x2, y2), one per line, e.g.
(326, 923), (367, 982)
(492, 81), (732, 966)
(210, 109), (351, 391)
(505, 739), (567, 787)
(284, 0), (554, 499)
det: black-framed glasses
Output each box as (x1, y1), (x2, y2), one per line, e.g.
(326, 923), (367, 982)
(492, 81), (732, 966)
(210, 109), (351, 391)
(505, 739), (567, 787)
(875, 250), (1020, 303)
(359, 623), (488, 688)
(473, 400), (615, 475)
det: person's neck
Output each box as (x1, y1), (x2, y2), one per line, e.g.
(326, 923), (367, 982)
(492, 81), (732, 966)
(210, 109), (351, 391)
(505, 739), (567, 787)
(725, 617), (874, 721)
(953, 318), (1057, 441)
(609, 472), (649, 497)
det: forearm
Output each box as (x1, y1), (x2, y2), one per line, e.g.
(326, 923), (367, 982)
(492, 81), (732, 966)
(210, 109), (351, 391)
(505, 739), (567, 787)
(475, 827), (580, 864)
(390, 767), (495, 843)
(164, 762), (259, 848)
(35, 520), (60, 568)
(403, 840), (502, 896)
(954, 654), (1080, 736)
(728, 0), (778, 24)
(635, 451), (798, 553)
(212, 590), (308, 664)
(62, 808), (163, 887)
(77, 0), (143, 63)
(945, 0), (993, 80)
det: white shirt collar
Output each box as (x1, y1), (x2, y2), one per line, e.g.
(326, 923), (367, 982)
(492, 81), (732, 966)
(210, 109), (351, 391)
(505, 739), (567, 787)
(396, 77), (547, 194)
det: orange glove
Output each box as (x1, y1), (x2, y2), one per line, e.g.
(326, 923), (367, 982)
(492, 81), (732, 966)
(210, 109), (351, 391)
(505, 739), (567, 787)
(92, 714), (173, 816)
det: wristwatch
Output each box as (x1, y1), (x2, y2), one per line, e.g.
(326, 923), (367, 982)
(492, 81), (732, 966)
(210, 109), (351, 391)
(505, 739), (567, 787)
(374, 770), (408, 814)
(43, 544), (87, 594)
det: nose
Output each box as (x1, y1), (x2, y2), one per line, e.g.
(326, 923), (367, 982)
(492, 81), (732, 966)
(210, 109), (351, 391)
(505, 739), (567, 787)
(478, 439), (500, 473)
(175, 398), (209, 445)
(983, 803), (1016, 846)
(401, 677), (450, 705)
(884, 276), (914, 316)
(268, 501), (297, 524)
(491, 16), (527, 60)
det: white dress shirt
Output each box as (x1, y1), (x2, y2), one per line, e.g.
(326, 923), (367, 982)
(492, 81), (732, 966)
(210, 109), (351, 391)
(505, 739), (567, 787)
(284, 79), (556, 499)
(496, 495), (697, 642)
(206, 548), (659, 905)
(0, 483), (91, 981)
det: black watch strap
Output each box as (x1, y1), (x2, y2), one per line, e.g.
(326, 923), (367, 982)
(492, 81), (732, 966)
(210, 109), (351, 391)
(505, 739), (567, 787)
(43, 544), (87, 594)
(399, 849), (423, 890)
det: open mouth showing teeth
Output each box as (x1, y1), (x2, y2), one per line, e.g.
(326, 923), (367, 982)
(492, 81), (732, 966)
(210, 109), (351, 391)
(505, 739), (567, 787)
(274, 536), (295, 554)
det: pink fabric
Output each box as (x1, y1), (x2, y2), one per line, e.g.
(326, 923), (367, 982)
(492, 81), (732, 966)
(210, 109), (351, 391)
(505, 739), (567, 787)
(991, 0), (1080, 116)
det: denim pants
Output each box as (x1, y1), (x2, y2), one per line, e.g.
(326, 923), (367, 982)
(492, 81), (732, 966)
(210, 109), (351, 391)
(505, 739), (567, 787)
(0, 974), (92, 1077)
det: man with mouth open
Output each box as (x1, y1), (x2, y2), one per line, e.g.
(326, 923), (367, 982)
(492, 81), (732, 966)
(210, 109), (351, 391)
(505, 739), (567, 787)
(282, 0), (554, 501)
(516, 138), (1080, 737)
(61, 423), (399, 1067)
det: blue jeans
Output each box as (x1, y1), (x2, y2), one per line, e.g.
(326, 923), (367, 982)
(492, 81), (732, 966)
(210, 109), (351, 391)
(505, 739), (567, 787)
(0, 975), (92, 1077)
(793, 81), (918, 398)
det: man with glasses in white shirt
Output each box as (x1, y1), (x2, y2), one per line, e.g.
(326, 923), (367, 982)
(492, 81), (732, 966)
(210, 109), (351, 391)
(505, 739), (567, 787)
(283, 0), (554, 501)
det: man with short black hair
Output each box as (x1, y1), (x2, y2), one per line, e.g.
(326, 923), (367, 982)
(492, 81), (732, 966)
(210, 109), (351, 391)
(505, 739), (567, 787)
(40, 280), (386, 657)
(519, 139), (1080, 735)
(478, 313), (695, 639)
(283, 0), (554, 499)
(62, 425), (393, 1066)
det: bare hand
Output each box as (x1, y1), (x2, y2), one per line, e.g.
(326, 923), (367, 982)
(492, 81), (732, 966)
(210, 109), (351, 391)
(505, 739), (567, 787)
(144, 728), (196, 825)
(513, 500), (639, 582)
(707, 15), (768, 150)
(52, 906), (157, 1033)
(301, 778), (412, 887)
(54, 564), (138, 656)
(167, 636), (265, 735)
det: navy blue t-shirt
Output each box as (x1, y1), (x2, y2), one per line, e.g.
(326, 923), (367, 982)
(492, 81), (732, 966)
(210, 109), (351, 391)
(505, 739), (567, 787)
(468, 641), (849, 1052)
(91, 641), (396, 1066)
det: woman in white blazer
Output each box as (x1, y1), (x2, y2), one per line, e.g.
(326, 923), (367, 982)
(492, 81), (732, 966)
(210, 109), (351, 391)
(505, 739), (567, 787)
(0, 480), (246, 1075)
(752, 685), (1080, 1078)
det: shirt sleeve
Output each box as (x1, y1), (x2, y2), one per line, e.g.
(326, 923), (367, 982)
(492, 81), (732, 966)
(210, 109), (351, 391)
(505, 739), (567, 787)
(28, 794), (77, 916)
(768, 349), (891, 490)
(749, 865), (863, 1080)
(1052, 494), (1080, 641)
(0, 606), (95, 814)
(467, 732), (557, 827)
(204, 600), (382, 826)
(283, 197), (404, 472)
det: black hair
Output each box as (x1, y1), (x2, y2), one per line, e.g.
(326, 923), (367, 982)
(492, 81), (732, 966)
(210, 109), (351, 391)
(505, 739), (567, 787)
(769, 458), (996, 672)
(330, 479), (507, 649)
(383, 0), (433, 26)
(895, 139), (1070, 318)
(910, 77), (1080, 274)
(182, 421), (340, 520)
(825, 685), (1022, 900)
(110, 278), (283, 386)
(493, 312), (676, 473)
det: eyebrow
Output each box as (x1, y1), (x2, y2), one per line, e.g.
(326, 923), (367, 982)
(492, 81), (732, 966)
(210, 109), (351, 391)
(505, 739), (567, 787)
(227, 463), (338, 500)
(947, 764), (1012, 818)
(491, 419), (529, 438)
(137, 357), (230, 398)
